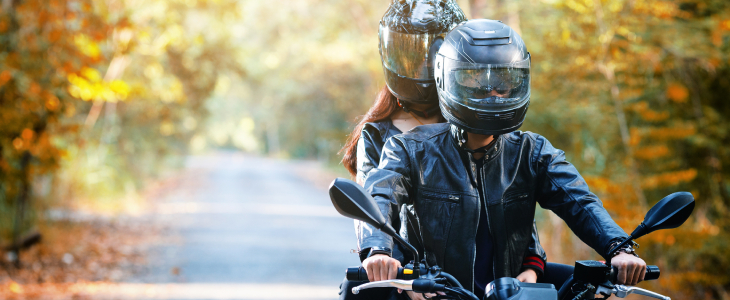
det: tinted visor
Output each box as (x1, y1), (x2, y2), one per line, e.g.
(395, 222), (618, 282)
(443, 55), (530, 112)
(380, 23), (446, 80)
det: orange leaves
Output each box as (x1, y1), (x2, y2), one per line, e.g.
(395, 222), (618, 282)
(666, 83), (689, 103)
(648, 123), (696, 140)
(0, 70), (11, 87)
(13, 138), (24, 150)
(720, 19), (730, 31)
(45, 94), (61, 111)
(634, 145), (670, 160)
(641, 169), (698, 189)
(629, 101), (670, 122)
(21, 128), (34, 140)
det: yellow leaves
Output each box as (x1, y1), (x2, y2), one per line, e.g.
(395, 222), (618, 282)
(8, 281), (23, 294)
(666, 83), (689, 103)
(564, 0), (589, 14)
(160, 121), (175, 136)
(607, 1), (623, 13)
(82, 67), (102, 82)
(562, 29), (571, 43)
(634, 145), (669, 160)
(633, 0), (685, 19)
(641, 169), (698, 189)
(67, 68), (130, 102)
(0, 19), (7, 33)
(74, 34), (101, 60)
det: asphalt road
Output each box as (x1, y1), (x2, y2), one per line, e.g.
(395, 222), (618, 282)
(129, 153), (361, 299)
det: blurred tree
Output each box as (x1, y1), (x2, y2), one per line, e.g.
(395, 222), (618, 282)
(505, 0), (730, 298)
(0, 0), (122, 263)
(0, 0), (243, 264)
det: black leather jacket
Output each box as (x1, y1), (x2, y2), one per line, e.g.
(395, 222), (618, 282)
(355, 121), (546, 271)
(361, 123), (629, 291)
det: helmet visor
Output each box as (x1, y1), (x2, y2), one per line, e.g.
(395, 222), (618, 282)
(442, 55), (530, 112)
(380, 23), (445, 80)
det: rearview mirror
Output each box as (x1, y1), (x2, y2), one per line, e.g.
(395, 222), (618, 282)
(631, 191), (695, 239)
(328, 178), (386, 229)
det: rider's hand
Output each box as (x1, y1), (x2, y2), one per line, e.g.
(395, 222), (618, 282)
(362, 254), (401, 282)
(516, 269), (538, 283)
(611, 253), (646, 286)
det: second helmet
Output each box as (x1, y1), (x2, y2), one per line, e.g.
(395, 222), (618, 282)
(379, 0), (467, 104)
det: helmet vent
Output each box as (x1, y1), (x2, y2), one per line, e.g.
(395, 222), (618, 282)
(475, 111), (516, 121)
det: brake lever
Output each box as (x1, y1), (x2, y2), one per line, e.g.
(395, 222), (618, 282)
(612, 285), (671, 300)
(352, 279), (414, 294)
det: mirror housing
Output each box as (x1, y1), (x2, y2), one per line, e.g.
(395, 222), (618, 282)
(328, 178), (423, 270)
(631, 191), (695, 239)
(329, 178), (387, 229)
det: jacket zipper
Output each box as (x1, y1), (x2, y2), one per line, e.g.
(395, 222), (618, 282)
(470, 154), (497, 291)
(479, 159), (497, 282)
(470, 157), (478, 293)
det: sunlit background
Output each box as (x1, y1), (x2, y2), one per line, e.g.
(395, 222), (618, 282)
(0, 0), (729, 299)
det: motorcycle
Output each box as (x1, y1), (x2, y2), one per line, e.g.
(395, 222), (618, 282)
(329, 178), (695, 300)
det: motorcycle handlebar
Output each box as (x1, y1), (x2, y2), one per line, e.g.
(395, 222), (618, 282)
(610, 265), (660, 282)
(346, 266), (408, 282)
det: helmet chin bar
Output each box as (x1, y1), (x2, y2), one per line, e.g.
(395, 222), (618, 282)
(440, 97), (529, 136)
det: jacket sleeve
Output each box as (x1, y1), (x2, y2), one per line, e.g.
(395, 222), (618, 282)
(532, 135), (629, 260)
(357, 136), (413, 261)
(521, 220), (547, 277)
(355, 124), (383, 185)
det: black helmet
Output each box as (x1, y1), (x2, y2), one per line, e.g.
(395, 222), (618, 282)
(379, 0), (467, 104)
(435, 19), (531, 135)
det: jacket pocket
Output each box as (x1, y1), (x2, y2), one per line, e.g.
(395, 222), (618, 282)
(503, 189), (535, 237)
(415, 188), (458, 267)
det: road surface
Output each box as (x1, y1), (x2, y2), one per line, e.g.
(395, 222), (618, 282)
(116, 153), (362, 299)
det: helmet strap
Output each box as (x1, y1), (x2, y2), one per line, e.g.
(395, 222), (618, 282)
(397, 100), (440, 119)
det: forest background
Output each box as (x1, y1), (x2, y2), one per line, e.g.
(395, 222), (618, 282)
(0, 0), (728, 299)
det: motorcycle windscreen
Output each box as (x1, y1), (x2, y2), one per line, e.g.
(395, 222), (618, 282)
(442, 55), (531, 112)
(380, 24), (446, 80)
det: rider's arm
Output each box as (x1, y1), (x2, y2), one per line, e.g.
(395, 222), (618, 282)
(531, 134), (629, 261)
(359, 135), (413, 260)
(355, 124), (391, 261)
(521, 220), (546, 278)
(355, 123), (385, 185)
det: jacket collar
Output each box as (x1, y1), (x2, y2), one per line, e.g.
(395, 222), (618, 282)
(449, 124), (504, 161)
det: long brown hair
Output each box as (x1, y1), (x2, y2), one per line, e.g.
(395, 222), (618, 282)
(341, 85), (400, 177)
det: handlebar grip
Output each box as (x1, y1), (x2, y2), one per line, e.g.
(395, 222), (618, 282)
(610, 265), (660, 282)
(346, 267), (405, 282)
(645, 265), (660, 280)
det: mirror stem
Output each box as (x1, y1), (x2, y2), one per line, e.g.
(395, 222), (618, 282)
(381, 224), (422, 273)
(606, 235), (635, 266)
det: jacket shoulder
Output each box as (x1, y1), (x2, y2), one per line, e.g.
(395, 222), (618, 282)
(504, 131), (549, 147)
(397, 123), (450, 142)
(363, 121), (390, 136)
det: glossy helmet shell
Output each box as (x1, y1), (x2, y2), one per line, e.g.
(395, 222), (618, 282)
(435, 19), (531, 135)
(379, 0), (467, 104)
